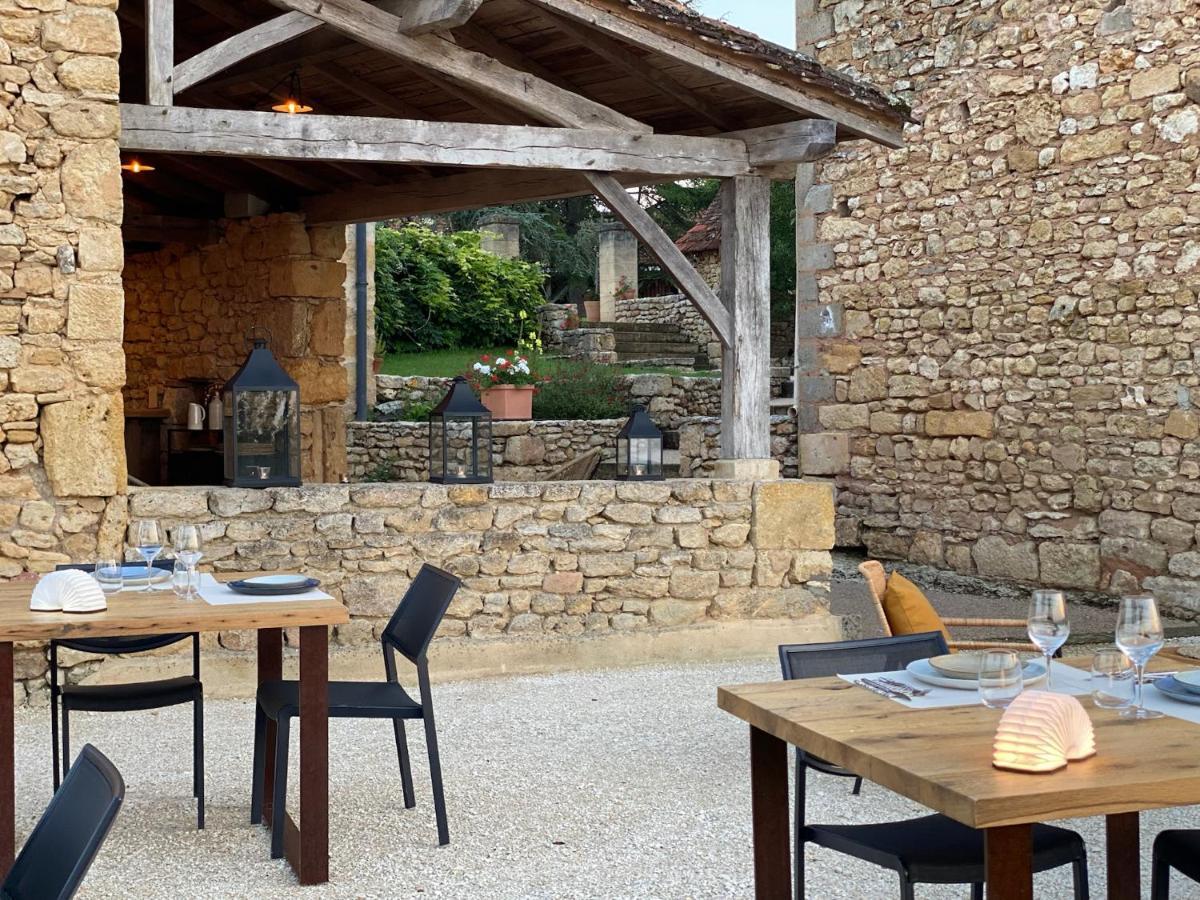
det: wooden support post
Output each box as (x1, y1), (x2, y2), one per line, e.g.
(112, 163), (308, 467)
(146, 0), (174, 106)
(717, 175), (775, 479)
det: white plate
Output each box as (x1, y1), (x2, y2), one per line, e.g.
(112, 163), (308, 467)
(120, 569), (170, 585)
(242, 574), (310, 587)
(1172, 670), (1200, 691)
(906, 657), (1047, 691)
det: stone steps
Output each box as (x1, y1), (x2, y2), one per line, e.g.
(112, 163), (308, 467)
(604, 321), (681, 335)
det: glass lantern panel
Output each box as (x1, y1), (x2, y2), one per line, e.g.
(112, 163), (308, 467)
(233, 389), (298, 484)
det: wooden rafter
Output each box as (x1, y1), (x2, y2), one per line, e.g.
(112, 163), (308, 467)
(586, 173), (732, 347)
(119, 104), (750, 177)
(455, 23), (572, 90)
(526, 0), (904, 147)
(174, 14), (319, 95)
(146, 0), (174, 105)
(261, 0), (648, 132)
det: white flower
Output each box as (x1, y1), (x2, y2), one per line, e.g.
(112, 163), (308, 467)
(496, 357), (507, 367)
(472, 362), (483, 372)
(474, 364), (491, 376)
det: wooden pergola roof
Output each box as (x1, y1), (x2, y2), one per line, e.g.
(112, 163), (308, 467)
(117, 0), (909, 235)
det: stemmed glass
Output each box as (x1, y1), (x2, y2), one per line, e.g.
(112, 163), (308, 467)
(1115, 594), (1165, 720)
(978, 650), (1023, 709)
(172, 525), (203, 600)
(131, 520), (164, 592)
(1027, 590), (1070, 690)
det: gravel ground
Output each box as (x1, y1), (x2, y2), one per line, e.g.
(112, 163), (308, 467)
(13, 659), (1199, 899)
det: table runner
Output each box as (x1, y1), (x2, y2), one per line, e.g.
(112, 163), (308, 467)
(196, 574), (334, 605)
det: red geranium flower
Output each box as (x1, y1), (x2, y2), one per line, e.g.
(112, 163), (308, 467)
(481, 354), (490, 362)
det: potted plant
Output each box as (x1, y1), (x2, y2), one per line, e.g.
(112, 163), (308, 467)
(613, 275), (635, 302)
(467, 349), (542, 420)
(372, 337), (386, 375)
(582, 294), (601, 323)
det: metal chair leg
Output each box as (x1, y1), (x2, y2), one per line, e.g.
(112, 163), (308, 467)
(270, 715), (290, 859)
(194, 694), (205, 830)
(423, 713), (449, 845)
(1151, 849), (1169, 900)
(1073, 853), (1090, 900)
(393, 718), (415, 809)
(251, 706), (266, 825)
(898, 875), (915, 900)
(61, 704), (70, 781)
(851, 776), (863, 796)
(971, 883), (984, 900)
(50, 686), (60, 792)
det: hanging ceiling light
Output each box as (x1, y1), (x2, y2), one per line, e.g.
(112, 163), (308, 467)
(270, 70), (313, 114)
(120, 159), (155, 174)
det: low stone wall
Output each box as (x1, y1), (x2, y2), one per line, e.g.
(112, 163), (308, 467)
(10, 480), (838, 705)
(679, 416), (799, 479)
(376, 374), (724, 430)
(617, 294), (720, 366)
(560, 327), (617, 364)
(348, 419), (624, 482)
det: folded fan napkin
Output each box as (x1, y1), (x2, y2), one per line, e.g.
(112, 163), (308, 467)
(30, 570), (107, 614)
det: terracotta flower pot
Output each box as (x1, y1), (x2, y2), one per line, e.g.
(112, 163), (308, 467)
(482, 385), (534, 420)
(583, 300), (601, 323)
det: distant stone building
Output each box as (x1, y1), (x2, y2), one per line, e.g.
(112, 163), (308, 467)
(795, 0), (1200, 607)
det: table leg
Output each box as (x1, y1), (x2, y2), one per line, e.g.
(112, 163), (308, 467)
(1106, 812), (1140, 900)
(985, 824), (1032, 900)
(294, 624), (329, 885)
(749, 725), (790, 900)
(0, 642), (12, 877)
(256, 628), (282, 827)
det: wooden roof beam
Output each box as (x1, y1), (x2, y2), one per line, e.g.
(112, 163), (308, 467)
(261, 0), (649, 132)
(526, 0), (904, 147)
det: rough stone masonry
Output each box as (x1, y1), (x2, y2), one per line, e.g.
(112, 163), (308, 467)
(797, 0), (1200, 613)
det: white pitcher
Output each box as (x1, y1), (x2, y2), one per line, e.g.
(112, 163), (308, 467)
(187, 403), (206, 430)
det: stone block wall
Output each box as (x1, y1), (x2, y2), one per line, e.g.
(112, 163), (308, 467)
(616, 294), (720, 366)
(679, 416), (799, 479)
(123, 214), (351, 482)
(796, 0), (1200, 605)
(347, 418), (625, 482)
(0, 0), (128, 575)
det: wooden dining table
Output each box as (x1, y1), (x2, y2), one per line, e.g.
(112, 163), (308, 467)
(0, 574), (348, 885)
(719, 658), (1200, 900)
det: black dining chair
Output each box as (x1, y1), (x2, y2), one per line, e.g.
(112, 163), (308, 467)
(1151, 830), (1200, 898)
(252, 563), (460, 855)
(51, 562), (204, 829)
(780, 633), (1090, 900)
(2, 743), (124, 900)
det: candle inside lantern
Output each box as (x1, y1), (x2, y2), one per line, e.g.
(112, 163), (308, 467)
(632, 465), (646, 477)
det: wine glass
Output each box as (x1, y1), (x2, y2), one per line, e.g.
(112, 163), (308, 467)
(130, 520), (164, 592)
(94, 557), (123, 595)
(172, 525), (203, 600)
(979, 650), (1023, 709)
(1091, 648), (1134, 710)
(1028, 590), (1070, 689)
(1115, 594), (1165, 720)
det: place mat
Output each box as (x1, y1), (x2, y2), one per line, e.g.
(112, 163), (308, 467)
(196, 574), (333, 606)
(837, 661), (1095, 708)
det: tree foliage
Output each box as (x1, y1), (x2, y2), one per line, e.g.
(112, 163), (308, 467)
(375, 225), (546, 352)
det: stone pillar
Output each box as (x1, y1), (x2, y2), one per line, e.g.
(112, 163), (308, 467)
(478, 214), (521, 259)
(716, 176), (778, 481)
(342, 222), (376, 416)
(596, 221), (638, 322)
(793, 162), (847, 477)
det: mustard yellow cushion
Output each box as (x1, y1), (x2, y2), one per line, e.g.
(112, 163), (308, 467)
(882, 572), (952, 646)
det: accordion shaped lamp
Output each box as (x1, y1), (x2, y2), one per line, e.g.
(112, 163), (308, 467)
(993, 691), (1096, 773)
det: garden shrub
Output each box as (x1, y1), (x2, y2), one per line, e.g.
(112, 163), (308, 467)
(533, 359), (627, 421)
(376, 225), (546, 352)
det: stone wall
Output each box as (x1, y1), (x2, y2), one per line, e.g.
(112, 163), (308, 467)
(347, 418), (625, 482)
(0, 0), (128, 575)
(796, 0), (1200, 606)
(616, 294), (720, 366)
(679, 416), (799, 479)
(376, 373), (724, 430)
(123, 214), (351, 482)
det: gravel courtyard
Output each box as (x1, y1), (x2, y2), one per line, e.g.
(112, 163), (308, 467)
(18, 658), (1200, 899)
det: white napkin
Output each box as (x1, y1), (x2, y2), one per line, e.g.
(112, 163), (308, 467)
(30, 570), (107, 614)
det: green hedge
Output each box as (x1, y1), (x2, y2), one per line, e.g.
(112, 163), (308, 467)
(375, 225), (546, 352)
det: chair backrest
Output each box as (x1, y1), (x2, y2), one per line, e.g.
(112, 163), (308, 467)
(779, 632), (949, 682)
(2, 744), (123, 900)
(382, 564), (461, 664)
(53, 564), (187, 655)
(858, 560), (894, 636)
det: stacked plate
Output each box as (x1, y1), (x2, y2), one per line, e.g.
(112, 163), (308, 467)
(906, 652), (1048, 690)
(1152, 671), (1200, 705)
(120, 564), (171, 587)
(227, 574), (321, 596)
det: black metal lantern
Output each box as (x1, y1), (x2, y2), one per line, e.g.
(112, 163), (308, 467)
(222, 338), (301, 488)
(616, 405), (664, 481)
(429, 376), (492, 484)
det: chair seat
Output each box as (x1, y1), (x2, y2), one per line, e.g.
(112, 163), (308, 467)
(61, 676), (201, 713)
(257, 680), (421, 721)
(808, 814), (1084, 884)
(1155, 830), (1200, 883)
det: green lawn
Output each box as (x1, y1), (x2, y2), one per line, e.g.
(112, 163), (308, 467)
(381, 347), (717, 378)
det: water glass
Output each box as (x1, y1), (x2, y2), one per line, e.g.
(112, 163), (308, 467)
(1091, 648), (1134, 710)
(130, 519), (164, 592)
(94, 558), (123, 595)
(1028, 590), (1070, 690)
(171, 558), (199, 599)
(979, 650), (1023, 709)
(172, 524), (203, 599)
(1116, 593), (1165, 720)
